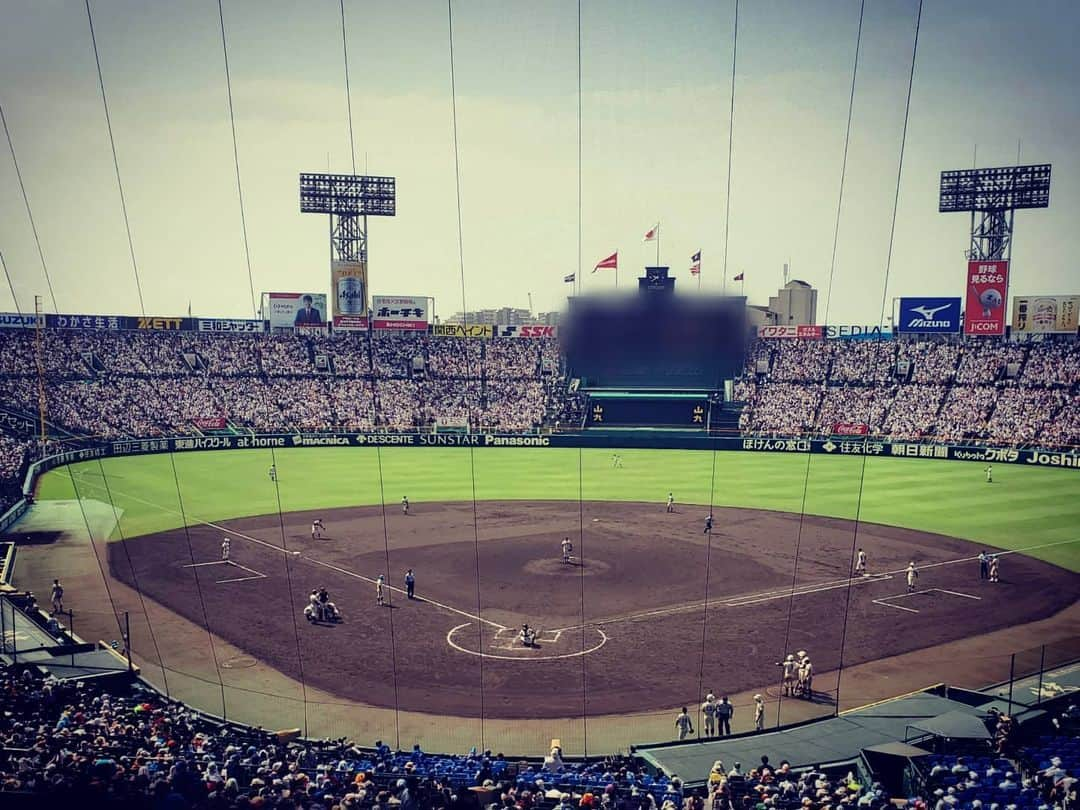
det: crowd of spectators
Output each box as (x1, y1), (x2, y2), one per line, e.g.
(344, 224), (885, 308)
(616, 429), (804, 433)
(739, 337), (1079, 448)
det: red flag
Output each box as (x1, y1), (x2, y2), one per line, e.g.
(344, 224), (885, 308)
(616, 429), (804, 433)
(593, 251), (618, 272)
(733, 272), (744, 282)
(643, 223), (659, 242)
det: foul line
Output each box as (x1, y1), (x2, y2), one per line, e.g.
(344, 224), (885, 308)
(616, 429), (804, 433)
(873, 587), (982, 614)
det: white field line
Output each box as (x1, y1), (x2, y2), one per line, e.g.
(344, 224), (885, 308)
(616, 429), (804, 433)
(67, 471), (1079, 636)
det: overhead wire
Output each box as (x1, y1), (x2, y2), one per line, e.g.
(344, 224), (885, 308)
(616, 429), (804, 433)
(575, 0), (589, 756)
(84, 0), (146, 316)
(447, 0), (488, 749)
(835, 0), (924, 712)
(1, 102), (53, 312)
(341, 0), (403, 748)
(774, 0), (866, 726)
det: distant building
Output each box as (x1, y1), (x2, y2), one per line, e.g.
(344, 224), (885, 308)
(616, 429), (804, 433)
(767, 280), (818, 325)
(446, 307), (533, 325)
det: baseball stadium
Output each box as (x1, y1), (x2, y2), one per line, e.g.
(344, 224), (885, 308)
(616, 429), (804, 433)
(1, 2), (1079, 810)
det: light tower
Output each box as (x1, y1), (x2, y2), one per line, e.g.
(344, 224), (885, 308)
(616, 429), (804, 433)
(938, 163), (1051, 335)
(299, 173), (396, 329)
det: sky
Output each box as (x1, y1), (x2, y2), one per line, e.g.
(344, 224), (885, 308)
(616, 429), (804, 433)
(0, 0), (1077, 325)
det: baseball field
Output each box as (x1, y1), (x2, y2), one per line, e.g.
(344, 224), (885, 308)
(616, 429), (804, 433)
(17, 446), (1080, 752)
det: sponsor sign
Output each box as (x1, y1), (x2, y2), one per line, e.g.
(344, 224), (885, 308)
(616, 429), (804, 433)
(432, 323), (493, 338)
(372, 295), (428, 331)
(192, 417), (227, 430)
(897, 297), (962, 333)
(757, 325), (823, 339)
(197, 318), (265, 333)
(49, 314), (126, 330)
(495, 324), (558, 338)
(1012, 295), (1080, 334)
(266, 292), (328, 329)
(135, 316), (192, 331)
(0, 313), (42, 328)
(825, 325), (892, 340)
(964, 259), (1009, 335)
(332, 260), (368, 330)
(833, 422), (869, 436)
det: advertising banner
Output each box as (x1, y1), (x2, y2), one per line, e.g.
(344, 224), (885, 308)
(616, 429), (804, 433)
(0, 313), (42, 329)
(757, 325), (823, 339)
(372, 295), (428, 331)
(897, 297), (962, 333)
(266, 292), (327, 329)
(133, 316), (193, 331)
(332, 260), (368, 330)
(432, 323), (493, 338)
(197, 318), (265, 333)
(963, 259), (1009, 335)
(1012, 295), (1080, 334)
(192, 417), (227, 430)
(832, 422), (869, 436)
(494, 324), (558, 338)
(824, 325), (892, 340)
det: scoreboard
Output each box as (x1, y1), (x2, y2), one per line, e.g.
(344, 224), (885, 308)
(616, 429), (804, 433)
(587, 393), (710, 429)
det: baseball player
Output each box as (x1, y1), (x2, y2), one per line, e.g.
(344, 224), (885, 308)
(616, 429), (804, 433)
(405, 568), (416, 599)
(906, 560), (919, 592)
(311, 519), (325, 540)
(989, 555), (1000, 583)
(798, 655), (813, 699)
(854, 548), (867, 577)
(985, 465), (993, 484)
(674, 706), (694, 740)
(561, 536), (574, 564)
(401, 496), (409, 515)
(268, 464), (277, 482)
(701, 693), (717, 737)
(666, 492), (675, 513)
(612, 453), (623, 468)
(221, 537), (231, 562)
(754, 694), (765, 731)
(781, 654), (797, 696)
(50, 579), (64, 614)
(703, 514), (714, 535)
(376, 575), (386, 606)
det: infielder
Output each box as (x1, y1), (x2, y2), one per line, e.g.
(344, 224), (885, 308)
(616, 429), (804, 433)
(666, 493), (675, 513)
(401, 496), (410, 515)
(376, 574), (386, 606)
(854, 548), (867, 577)
(704, 514), (714, 535)
(311, 519), (325, 540)
(561, 536), (574, 564)
(701, 693), (717, 737)
(221, 537), (231, 562)
(906, 561), (919, 592)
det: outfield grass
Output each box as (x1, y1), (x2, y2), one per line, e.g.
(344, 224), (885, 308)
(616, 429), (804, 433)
(36, 447), (1080, 571)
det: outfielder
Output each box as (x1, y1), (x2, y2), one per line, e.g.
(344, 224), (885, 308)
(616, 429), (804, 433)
(906, 561), (919, 592)
(985, 465), (993, 484)
(221, 537), (231, 562)
(268, 464), (277, 482)
(561, 536), (574, 564)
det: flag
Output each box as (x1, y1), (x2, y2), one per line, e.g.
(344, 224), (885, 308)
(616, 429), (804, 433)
(733, 272), (744, 282)
(563, 272), (576, 283)
(690, 251), (701, 276)
(593, 251), (618, 272)
(643, 223), (659, 242)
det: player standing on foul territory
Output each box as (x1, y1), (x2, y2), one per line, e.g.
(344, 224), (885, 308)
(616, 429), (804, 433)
(666, 492), (675, 513)
(906, 561), (919, 592)
(985, 465), (993, 483)
(401, 496), (409, 515)
(854, 548), (867, 577)
(221, 537), (231, 562)
(311, 519), (325, 540)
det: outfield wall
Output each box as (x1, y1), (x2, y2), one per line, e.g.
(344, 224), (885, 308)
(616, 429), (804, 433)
(20, 431), (1079, 500)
